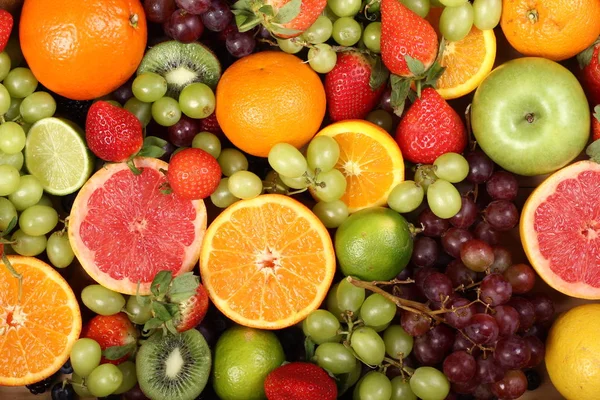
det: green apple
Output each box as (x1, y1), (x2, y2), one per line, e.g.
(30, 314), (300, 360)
(471, 57), (590, 176)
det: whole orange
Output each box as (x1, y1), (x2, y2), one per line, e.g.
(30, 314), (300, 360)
(500, 0), (600, 61)
(19, 0), (147, 100)
(215, 51), (326, 158)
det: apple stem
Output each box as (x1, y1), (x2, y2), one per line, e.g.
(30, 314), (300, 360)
(525, 113), (535, 123)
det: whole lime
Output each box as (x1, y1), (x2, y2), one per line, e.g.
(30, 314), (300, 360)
(213, 325), (285, 400)
(335, 207), (413, 281)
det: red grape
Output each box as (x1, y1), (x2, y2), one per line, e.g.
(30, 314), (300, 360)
(524, 335), (545, 368)
(473, 221), (501, 245)
(444, 297), (476, 329)
(226, 31), (256, 58)
(442, 228), (473, 258)
(418, 208), (450, 237)
(460, 239), (494, 272)
(450, 195), (478, 229)
(422, 272), (454, 303)
(466, 151), (494, 184)
(486, 171), (519, 201)
(202, 0), (233, 32)
(489, 246), (512, 274)
(504, 263), (536, 294)
(528, 293), (555, 322)
(494, 335), (531, 369)
(123, 385), (150, 400)
(493, 305), (520, 337)
(451, 377), (479, 394)
(473, 383), (495, 400)
(167, 10), (204, 43)
(112, 79), (134, 104)
(465, 314), (499, 345)
(483, 200), (519, 231)
(453, 332), (480, 357)
(491, 370), (527, 400)
(411, 236), (439, 268)
(443, 350), (477, 383)
(445, 260), (477, 288)
(380, 87), (392, 112)
(176, 0), (211, 14)
(401, 310), (431, 336)
(507, 297), (536, 333)
(144, 0), (177, 23)
(480, 273), (512, 306)
(476, 354), (505, 384)
(413, 324), (454, 366)
(168, 115), (200, 147)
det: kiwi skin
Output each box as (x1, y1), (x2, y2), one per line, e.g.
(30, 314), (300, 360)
(136, 329), (212, 400)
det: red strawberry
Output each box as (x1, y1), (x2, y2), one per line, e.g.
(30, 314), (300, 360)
(578, 39), (600, 107)
(173, 283), (209, 332)
(381, 0), (438, 77)
(167, 148), (221, 200)
(199, 111), (223, 135)
(325, 51), (387, 122)
(0, 10), (13, 53)
(593, 105), (600, 141)
(85, 101), (143, 162)
(82, 312), (139, 365)
(264, 362), (337, 400)
(394, 87), (466, 164)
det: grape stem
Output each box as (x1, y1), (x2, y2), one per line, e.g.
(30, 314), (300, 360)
(382, 356), (413, 378)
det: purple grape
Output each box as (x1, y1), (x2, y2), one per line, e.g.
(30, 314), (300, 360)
(144, 0), (177, 23)
(491, 370), (527, 400)
(507, 297), (536, 333)
(444, 297), (476, 329)
(504, 263), (536, 294)
(494, 335), (531, 369)
(489, 246), (512, 274)
(460, 239), (495, 272)
(226, 31), (256, 58)
(422, 272), (454, 303)
(453, 332), (480, 357)
(493, 305), (520, 337)
(480, 273), (512, 306)
(167, 10), (204, 43)
(465, 314), (499, 345)
(444, 351), (477, 383)
(396, 265), (413, 280)
(415, 267), (436, 291)
(524, 335), (545, 368)
(380, 87), (392, 112)
(258, 25), (272, 39)
(486, 171), (519, 201)
(411, 236), (439, 268)
(176, 0), (211, 14)
(483, 200), (519, 231)
(466, 150), (494, 184)
(445, 260), (477, 288)
(450, 196), (478, 229)
(451, 377), (479, 395)
(473, 221), (501, 246)
(476, 354), (506, 384)
(202, 0), (233, 32)
(401, 310), (431, 336)
(124, 385), (150, 400)
(442, 228), (473, 258)
(413, 324), (454, 366)
(113, 79), (134, 104)
(523, 323), (549, 341)
(418, 208), (450, 237)
(528, 293), (555, 323)
(168, 115), (200, 147)
(473, 383), (495, 400)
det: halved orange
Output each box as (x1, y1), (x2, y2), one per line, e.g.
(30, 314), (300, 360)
(199, 194), (336, 329)
(312, 120), (404, 213)
(0, 256), (82, 386)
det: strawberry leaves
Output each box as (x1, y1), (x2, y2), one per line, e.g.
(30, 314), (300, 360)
(390, 75), (411, 117)
(232, 0), (302, 37)
(369, 56), (390, 91)
(577, 37), (600, 69)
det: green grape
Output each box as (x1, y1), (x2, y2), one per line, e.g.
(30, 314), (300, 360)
(5, 97), (22, 121)
(307, 135), (340, 173)
(414, 165), (438, 193)
(426, 179), (462, 219)
(433, 152), (469, 183)
(337, 361), (362, 397)
(3, 67), (38, 99)
(210, 178), (240, 208)
(313, 342), (357, 374)
(47, 231), (75, 269)
(217, 148), (249, 177)
(308, 44), (337, 74)
(360, 293), (396, 327)
(328, 0), (362, 17)
(312, 200), (349, 228)
(332, 17), (362, 46)
(322, 4), (340, 21)
(132, 72), (168, 103)
(303, 309), (341, 344)
(0, 83), (10, 116)
(114, 361), (138, 394)
(473, 0), (502, 30)
(430, 0), (443, 5)
(0, 149), (23, 170)
(0, 121), (26, 154)
(87, 363), (124, 398)
(336, 277), (365, 313)
(126, 295), (153, 325)
(0, 165), (20, 196)
(355, 371), (393, 400)
(0, 52), (10, 81)
(313, 169), (347, 202)
(71, 373), (92, 398)
(8, 175), (44, 211)
(0, 197), (17, 231)
(400, 0), (430, 17)
(268, 143), (308, 178)
(350, 326), (386, 365)
(18, 205), (59, 236)
(20, 123), (32, 135)
(409, 367), (450, 400)
(10, 229), (47, 256)
(383, 325), (414, 359)
(277, 38), (303, 54)
(70, 338), (102, 377)
(366, 109), (392, 132)
(387, 180), (425, 213)
(440, 2), (474, 42)
(105, 100), (122, 107)
(263, 170), (289, 194)
(280, 172), (311, 189)
(228, 170), (263, 199)
(192, 131), (221, 158)
(36, 195), (53, 207)
(151, 96), (181, 127)
(391, 376), (417, 400)
(179, 82), (215, 119)
(303, 15), (334, 44)
(439, 0), (467, 5)
(325, 283), (345, 321)
(81, 284), (126, 316)
(362, 22), (382, 53)
(124, 97), (152, 127)
(19, 92), (57, 123)
(370, 321), (391, 333)
(4, 38), (23, 68)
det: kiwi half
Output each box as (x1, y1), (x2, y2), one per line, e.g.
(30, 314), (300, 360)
(136, 329), (211, 400)
(137, 40), (221, 98)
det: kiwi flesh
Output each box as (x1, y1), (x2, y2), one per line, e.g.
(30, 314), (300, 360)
(137, 40), (221, 98)
(136, 329), (211, 400)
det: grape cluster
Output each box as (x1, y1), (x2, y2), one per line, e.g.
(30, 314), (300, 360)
(436, 0), (503, 41)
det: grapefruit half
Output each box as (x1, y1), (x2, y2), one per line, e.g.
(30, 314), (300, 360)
(521, 160), (600, 299)
(68, 157), (207, 295)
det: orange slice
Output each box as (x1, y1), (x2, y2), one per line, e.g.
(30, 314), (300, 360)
(199, 194), (336, 329)
(312, 120), (404, 213)
(0, 256), (82, 386)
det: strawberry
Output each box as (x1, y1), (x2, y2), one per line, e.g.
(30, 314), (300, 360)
(324, 51), (388, 122)
(578, 38), (600, 107)
(380, 0), (438, 78)
(264, 362), (337, 400)
(173, 283), (209, 332)
(0, 10), (13, 53)
(82, 312), (139, 365)
(167, 148), (222, 200)
(394, 87), (466, 164)
(85, 101), (143, 163)
(199, 111), (223, 136)
(593, 105), (600, 141)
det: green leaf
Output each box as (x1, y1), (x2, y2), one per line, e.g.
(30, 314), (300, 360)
(169, 290), (197, 303)
(594, 105), (600, 122)
(165, 319), (179, 335)
(304, 336), (316, 360)
(151, 271), (173, 297)
(164, 302), (180, 318)
(236, 14), (263, 32)
(152, 301), (173, 322)
(143, 136), (168, 149)
(424, 62), (446, 89)
(169, 273), (199, 299)
(232, 0), (253, 11)
(577, 39), (599, 69)
(369, 55), (390, 90)
(0, 216), (17, 238)
(586, 139), (600, 163)
(390, 75), (412, 117)
(404, 54), (425, 77)
(103, 343), (136, 361)
(143, 317), (164, 332)
(273, 0), (302, 24)
(258, 4), (275, 16)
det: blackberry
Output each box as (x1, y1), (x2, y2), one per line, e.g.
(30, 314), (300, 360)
(59, 360), (73, 375)
(25, 374), (56, 395)
(51, 382), (75, 400)
(54, 95), (93, 127)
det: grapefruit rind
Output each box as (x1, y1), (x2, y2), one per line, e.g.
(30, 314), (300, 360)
(68, 157), (207, 295)
(520, 160), (600, 299)
(200, 194), (336, 330)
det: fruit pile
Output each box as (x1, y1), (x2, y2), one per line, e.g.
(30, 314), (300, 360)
(1, 0), (600, 400)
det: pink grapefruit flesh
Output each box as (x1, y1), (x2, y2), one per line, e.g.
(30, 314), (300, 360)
(521, 160), (600, 299)
(68, 157), (207, 295)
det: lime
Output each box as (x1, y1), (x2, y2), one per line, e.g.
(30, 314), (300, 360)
(335, 207), (413, 281)
(213, 325), (285, 400)
(24, 117), (93, 195)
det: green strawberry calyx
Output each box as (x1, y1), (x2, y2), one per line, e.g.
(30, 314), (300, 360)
(232, 0), (303, 38)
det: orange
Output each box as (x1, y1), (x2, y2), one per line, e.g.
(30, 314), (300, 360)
(199, 194), (335, 329)
(19, 0), (147, 100)
(500, 0), (600, 61)
(215, 51), (326, 158)
(311, 120), (404, 213)
(0, 256), (81, 386)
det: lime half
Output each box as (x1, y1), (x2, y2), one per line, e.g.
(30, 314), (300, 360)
(25, 118), (93, 195)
